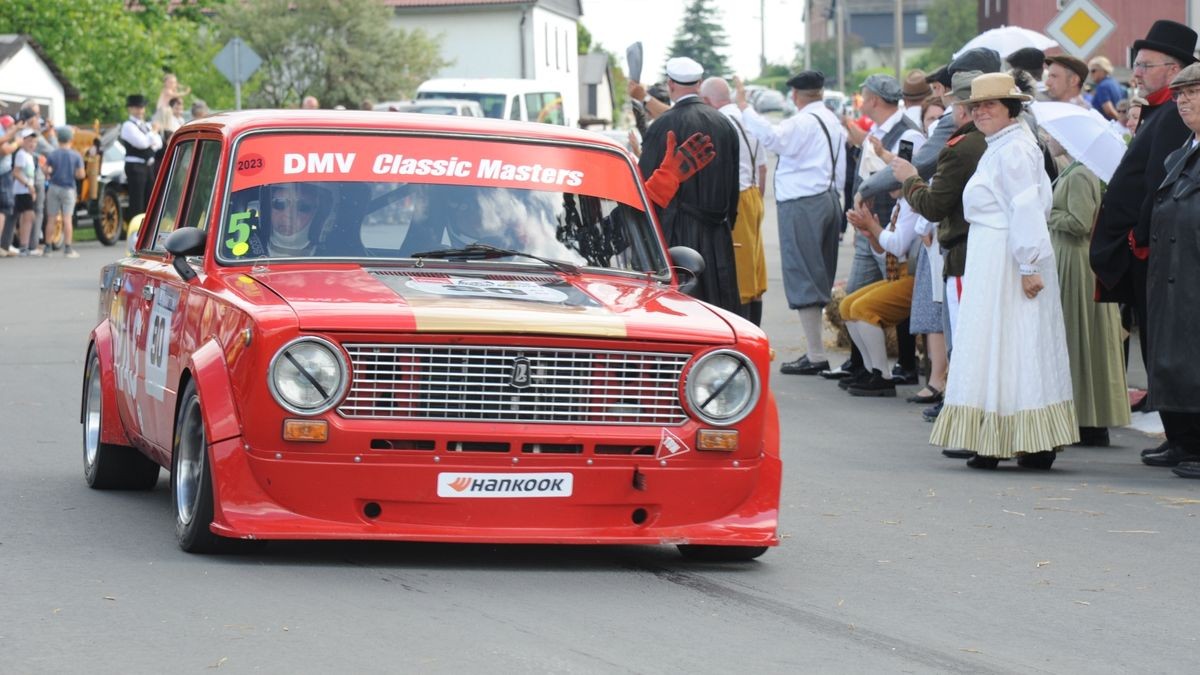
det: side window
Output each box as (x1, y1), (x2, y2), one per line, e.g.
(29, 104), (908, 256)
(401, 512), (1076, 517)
(147, 141), (195, 251)
(178, 141), (221, 232)
(524, 93), (542, 122)
(537, 93), (564, 125)
(509, 96), (521, 120)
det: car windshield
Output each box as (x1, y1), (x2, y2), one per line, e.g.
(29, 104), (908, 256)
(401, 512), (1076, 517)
(218, 132), (666, 276)
(418, 92), (506, 118)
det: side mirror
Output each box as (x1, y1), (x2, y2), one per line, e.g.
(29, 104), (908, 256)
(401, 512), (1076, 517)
(165, 227), (207, 282)
(667, 245), (705, 298)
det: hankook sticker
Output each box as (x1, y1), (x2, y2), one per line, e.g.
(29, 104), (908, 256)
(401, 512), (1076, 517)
(437, 472), (573, 498)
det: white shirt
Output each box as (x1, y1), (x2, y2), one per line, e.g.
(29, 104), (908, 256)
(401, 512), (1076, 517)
(962, 123), (1053, 275)
(875, 198), (921, 261)
(120, 115), (163, 163)
(740, 100), (847, 201)
(872, 108), (927, 155)
(903, 105), (923, 126)
(719, 103), (767, 191)
(12, 148), (34, 196)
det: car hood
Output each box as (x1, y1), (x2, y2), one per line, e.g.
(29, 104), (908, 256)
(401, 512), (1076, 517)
(244, 266), (735, 344)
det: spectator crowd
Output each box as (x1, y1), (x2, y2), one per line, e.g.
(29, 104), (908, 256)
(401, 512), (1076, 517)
(626, 20), (1200, 478)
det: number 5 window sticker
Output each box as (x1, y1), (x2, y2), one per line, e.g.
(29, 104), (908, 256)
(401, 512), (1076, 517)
(226, 210), (254, 256)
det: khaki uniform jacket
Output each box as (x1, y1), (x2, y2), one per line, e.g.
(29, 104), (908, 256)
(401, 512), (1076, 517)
(902, 123), (986, 278)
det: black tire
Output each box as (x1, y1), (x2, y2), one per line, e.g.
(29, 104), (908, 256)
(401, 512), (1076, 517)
(677, 545), (770, 562)
(171, 379), (226, 553)
(82, 348), (161, 490)
(95, 188), (123, 246)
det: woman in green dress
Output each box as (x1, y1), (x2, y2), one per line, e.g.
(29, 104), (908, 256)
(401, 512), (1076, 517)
(1045, 135), (1131, 446)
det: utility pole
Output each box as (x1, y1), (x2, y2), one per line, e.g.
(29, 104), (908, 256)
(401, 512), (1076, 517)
(894, 0), (904, 79)
(803, 0), (812, 70)
(760, 0), (767, 76)
(836, 0), (845, 92)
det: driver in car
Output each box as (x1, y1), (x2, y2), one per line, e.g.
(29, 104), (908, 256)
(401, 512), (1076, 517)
(262, 182), (331, 257)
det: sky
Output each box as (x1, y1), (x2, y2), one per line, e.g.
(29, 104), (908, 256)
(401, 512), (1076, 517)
(579, 0), (807, 81)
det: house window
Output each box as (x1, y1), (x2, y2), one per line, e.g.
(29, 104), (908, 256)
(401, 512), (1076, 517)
(915, 14), (927, 35)
(545, 24), (550, 66)
(555, 27), (561, 70)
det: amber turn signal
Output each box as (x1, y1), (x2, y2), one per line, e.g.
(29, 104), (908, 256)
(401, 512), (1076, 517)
(283, 419), (328, 442)
(696, 429), (738, 451)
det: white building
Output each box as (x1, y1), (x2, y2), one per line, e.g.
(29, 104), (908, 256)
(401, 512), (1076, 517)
(577, 51), (614, 128)
(0, 34), (77, 125)
(386, 0), (582, 127)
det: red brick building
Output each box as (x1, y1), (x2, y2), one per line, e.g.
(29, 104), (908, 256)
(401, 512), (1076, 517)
(978, 0), (1190, 67)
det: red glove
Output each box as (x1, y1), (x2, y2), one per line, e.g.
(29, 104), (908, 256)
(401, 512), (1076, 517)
(644, 130), (717, 208)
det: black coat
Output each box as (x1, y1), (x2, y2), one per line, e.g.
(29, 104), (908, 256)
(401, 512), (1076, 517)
(1090, 97), (1191, 303)
(638, 97), (742, 314)
(1146, 139), (1200, 412)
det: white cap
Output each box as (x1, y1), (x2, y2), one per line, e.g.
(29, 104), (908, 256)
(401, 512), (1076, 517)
(665, 56), (703, 84)
(17, 128), (36, 139)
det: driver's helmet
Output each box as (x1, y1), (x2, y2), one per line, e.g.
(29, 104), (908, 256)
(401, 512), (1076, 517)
(262, 182), (333, 255)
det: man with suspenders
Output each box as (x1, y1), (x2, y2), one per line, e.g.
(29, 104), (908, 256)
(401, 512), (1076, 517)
(701, 77), (769, 325)
(735, 71), (847, 374)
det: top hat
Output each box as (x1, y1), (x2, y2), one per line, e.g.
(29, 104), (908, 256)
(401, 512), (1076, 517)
(1131, 20), (1198, 66)
(126, 94), (148, 108)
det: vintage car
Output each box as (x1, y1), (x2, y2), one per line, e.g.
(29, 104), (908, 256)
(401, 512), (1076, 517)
(81, 111), (781, 559)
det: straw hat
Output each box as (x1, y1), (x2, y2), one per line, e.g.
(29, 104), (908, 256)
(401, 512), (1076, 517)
(961, 72), (1032, 105)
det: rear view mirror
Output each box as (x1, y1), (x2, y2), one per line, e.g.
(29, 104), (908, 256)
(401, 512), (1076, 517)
(165, 227), (207, 282)
(667, 246), (705, 297)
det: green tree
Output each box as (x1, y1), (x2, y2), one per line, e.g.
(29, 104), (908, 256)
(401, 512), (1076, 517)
(666, 0), (730, 78)
(910, 0), (977, 70)
(577, 23), (593, 55)
(794, 37), (863, 93)
(215, 0), (448, 109)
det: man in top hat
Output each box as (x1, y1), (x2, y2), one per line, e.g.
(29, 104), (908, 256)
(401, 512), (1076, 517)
(734, 70), (847, 374)
(637, 56), (742, 316)
(1044, 54), (1090, 108)
(1090, 19), (1198, 462)
(902, 69), (932, 125)
(119, 94), (162, 219)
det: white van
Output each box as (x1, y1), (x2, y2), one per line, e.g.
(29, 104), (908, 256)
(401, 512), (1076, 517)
(416, 78), (566, 126)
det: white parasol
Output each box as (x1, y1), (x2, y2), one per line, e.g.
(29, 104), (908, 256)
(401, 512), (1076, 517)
(954, 25), (1058, 60)
(1031, 101), (1127, 183)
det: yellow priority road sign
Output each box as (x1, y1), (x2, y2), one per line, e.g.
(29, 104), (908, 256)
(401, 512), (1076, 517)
(1045, 0), (1116, 59)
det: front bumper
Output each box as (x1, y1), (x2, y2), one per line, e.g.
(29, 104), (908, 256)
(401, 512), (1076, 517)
(207, 437), (781, 547)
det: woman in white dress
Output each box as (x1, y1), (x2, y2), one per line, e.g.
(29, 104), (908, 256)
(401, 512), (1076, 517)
(930, 73), (1078, 469)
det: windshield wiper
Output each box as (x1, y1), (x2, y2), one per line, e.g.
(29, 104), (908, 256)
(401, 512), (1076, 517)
(411, 243), (580, 275)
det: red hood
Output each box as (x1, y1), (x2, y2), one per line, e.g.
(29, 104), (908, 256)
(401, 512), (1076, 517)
(241, 265), (735, 344)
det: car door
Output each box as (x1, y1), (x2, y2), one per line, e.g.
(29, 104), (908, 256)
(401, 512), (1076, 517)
(127, 139), (197, 451)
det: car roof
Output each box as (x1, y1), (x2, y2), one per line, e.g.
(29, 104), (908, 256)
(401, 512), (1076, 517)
(417, 78), (559, 94)
(175, 109), (625, 150)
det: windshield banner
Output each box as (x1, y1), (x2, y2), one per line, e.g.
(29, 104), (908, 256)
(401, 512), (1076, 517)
(231, 134), (644, 206)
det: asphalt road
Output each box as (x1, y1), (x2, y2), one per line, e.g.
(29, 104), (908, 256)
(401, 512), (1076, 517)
(2, 188), (1198, 674)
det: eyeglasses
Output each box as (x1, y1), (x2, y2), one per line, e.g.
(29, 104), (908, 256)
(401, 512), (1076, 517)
(1172, 86), (1200, 101)
(271, 197), (316, 214)
(1133, 62), (1175, 71)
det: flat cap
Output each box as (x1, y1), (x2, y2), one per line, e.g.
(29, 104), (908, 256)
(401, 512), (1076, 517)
(1045, 54), (1088, 83)
(861, 73), (902, 103)
(950, 47), (1001, 76)
(903, 69), (931, 98)
(665, 56), (703, 84)
(1170, 62), (1200, 90)
(950, 70), (983, 102)
(786, 70), (825, 90)
(926, 65), (951, 88)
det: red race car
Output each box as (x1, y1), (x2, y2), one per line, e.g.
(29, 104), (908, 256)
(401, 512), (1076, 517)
(81, 111), (781, 560)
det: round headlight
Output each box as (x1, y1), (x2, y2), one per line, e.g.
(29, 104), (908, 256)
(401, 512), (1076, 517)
(685, 349), (760, 425)
(268, 337), (349, 415)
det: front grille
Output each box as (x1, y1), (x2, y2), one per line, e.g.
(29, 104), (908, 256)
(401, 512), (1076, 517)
(339, 344), (690, 425)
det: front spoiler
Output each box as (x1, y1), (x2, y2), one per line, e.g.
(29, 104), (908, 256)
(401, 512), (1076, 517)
(207, 437), (781, 547)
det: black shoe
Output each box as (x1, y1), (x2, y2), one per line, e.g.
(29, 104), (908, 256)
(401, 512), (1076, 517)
(1140, 440), (1169, 457)
(820, 366), (854, 380)
(1073, 427), (1110, 447)
(890, 363), (919, 385)
(942, 448), (975, 459)
(1142, 445), (1200, 467)
(966, 455), (1000, 469)
(780, 355), (830, 375)
(848, 369), (897, 397)
(1017, 450), (1057, 469)
(838, 367), (870, 390)
(906, 386), (943, 404)
(922, 400), (943, 422)
(1171, 461), (1200, 479)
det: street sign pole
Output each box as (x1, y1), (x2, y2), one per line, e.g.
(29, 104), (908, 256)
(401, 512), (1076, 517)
(233, 39), (241, 110)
